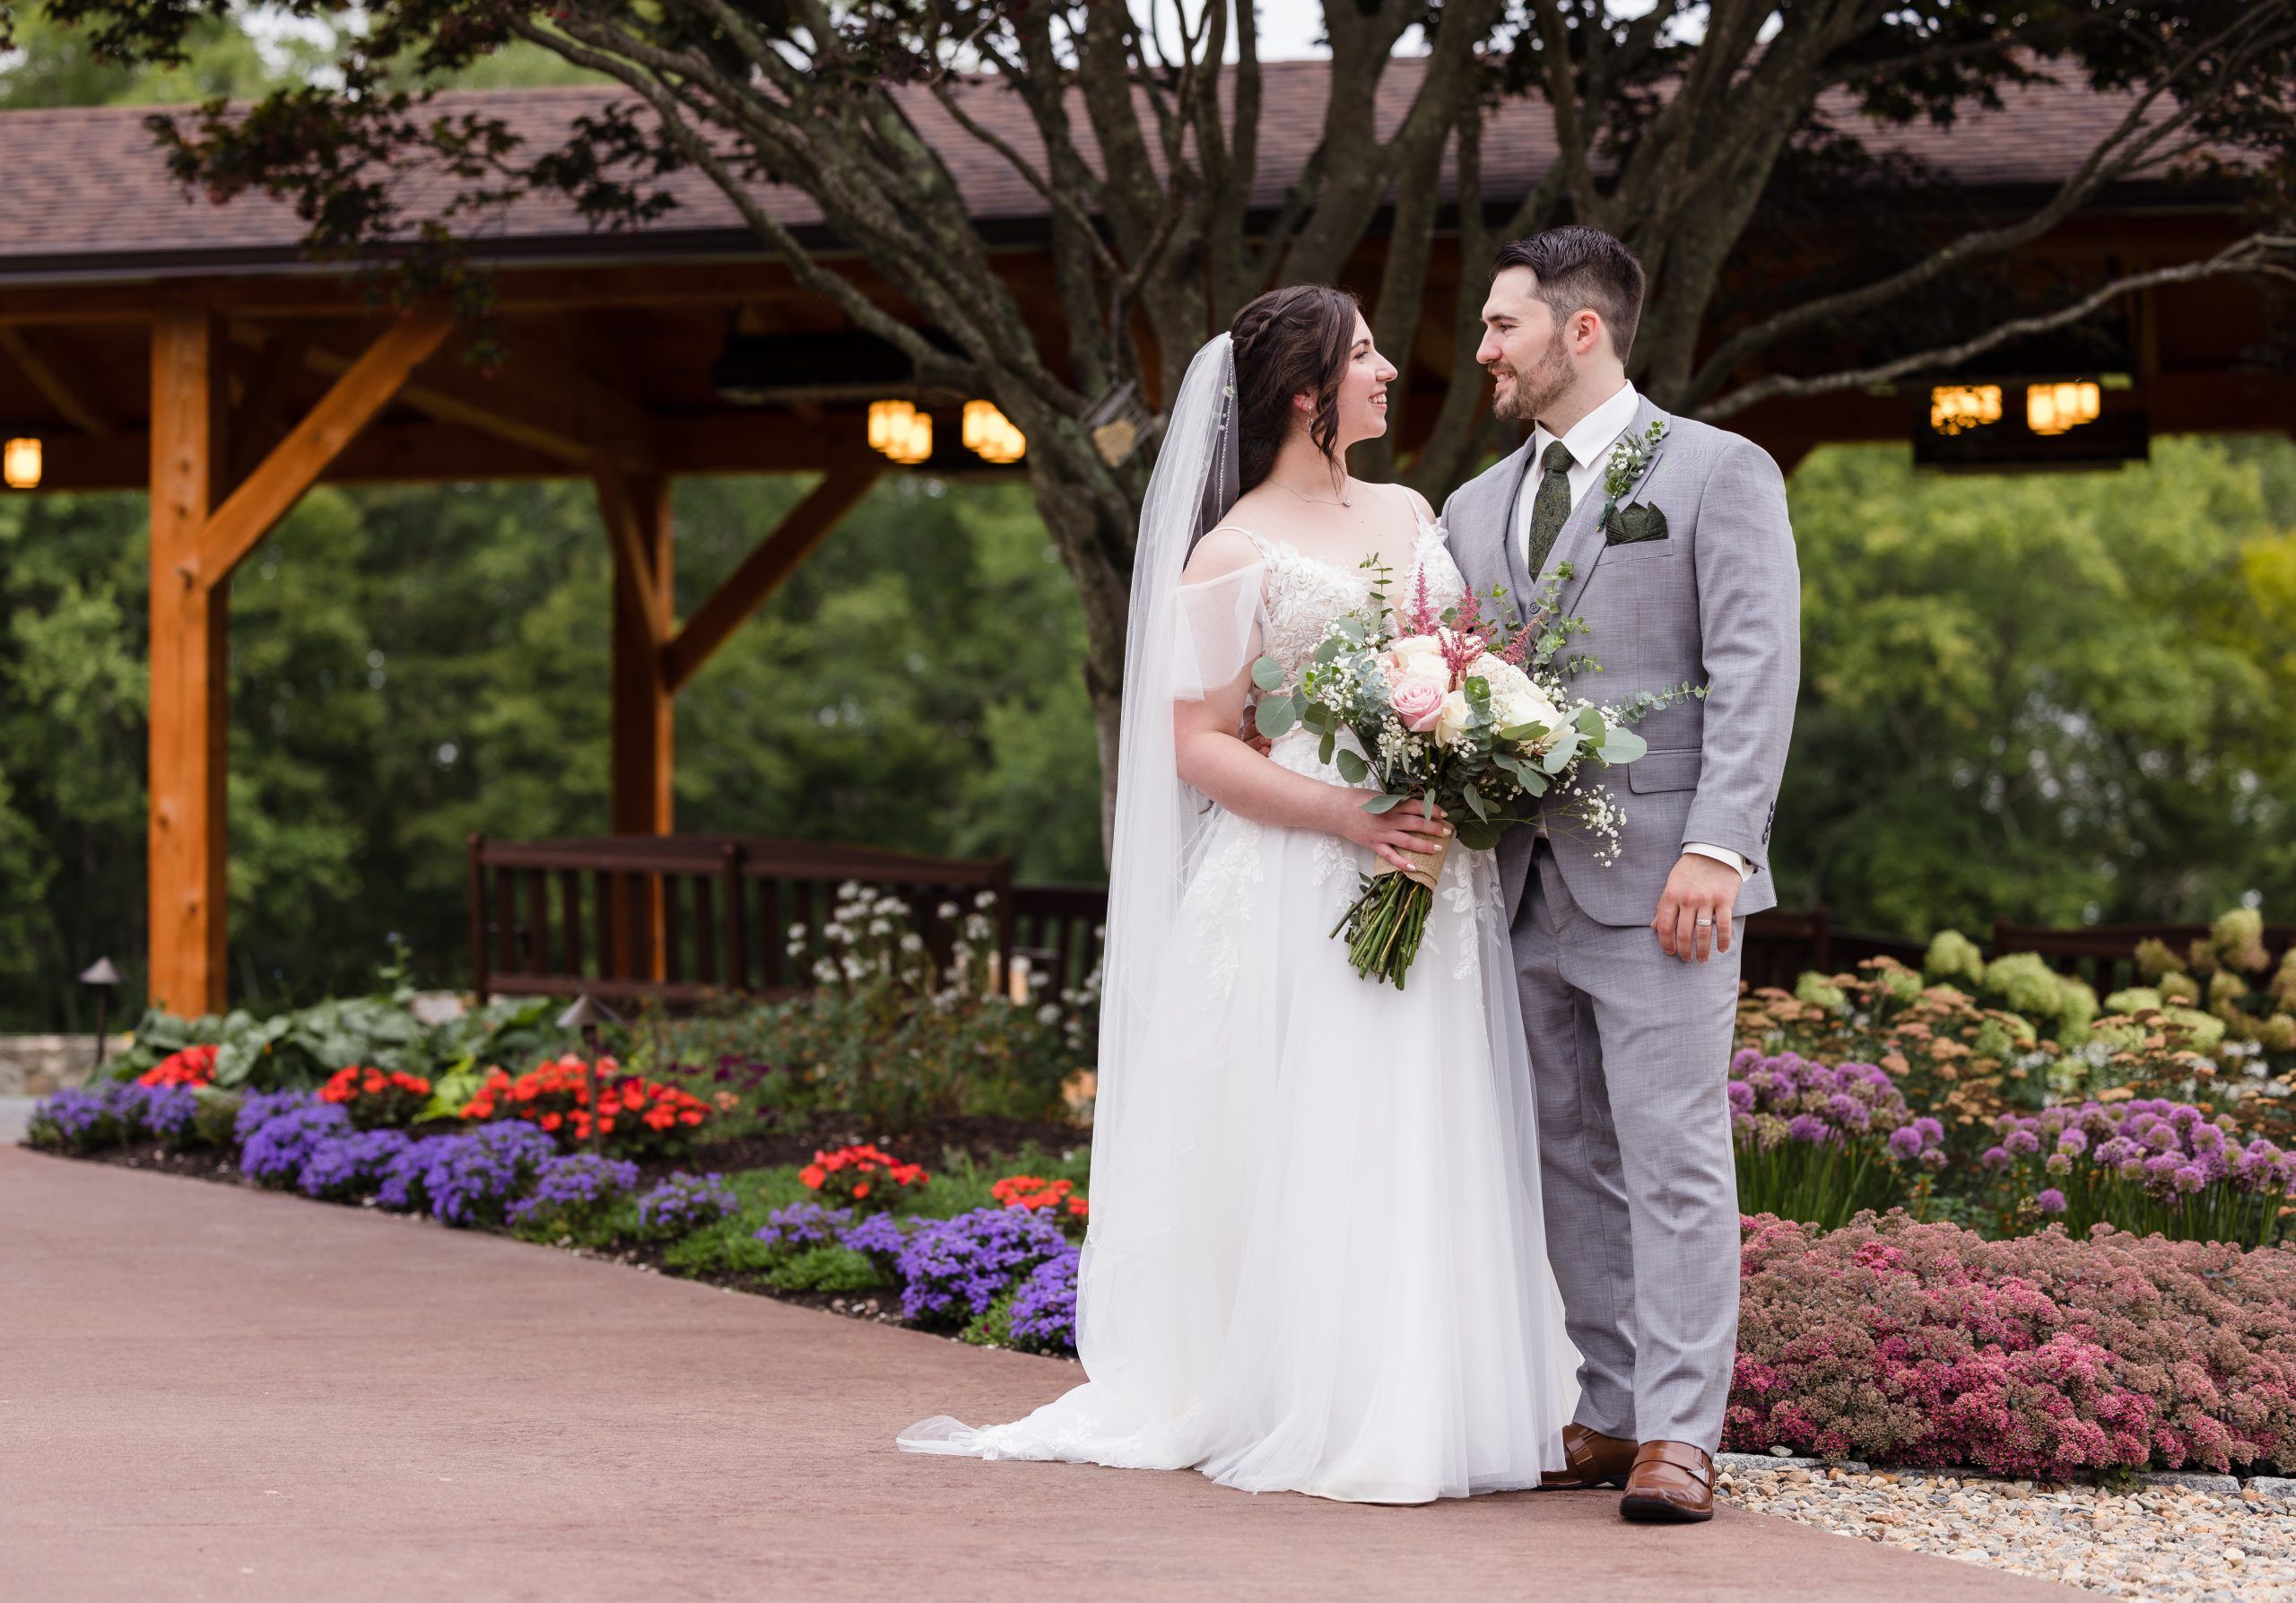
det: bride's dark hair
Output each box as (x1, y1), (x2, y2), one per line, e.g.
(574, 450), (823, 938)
(1229, 284), (1360, 493)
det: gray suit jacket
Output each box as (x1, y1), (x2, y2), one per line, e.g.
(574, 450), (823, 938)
(1440, 393), (1802, 928)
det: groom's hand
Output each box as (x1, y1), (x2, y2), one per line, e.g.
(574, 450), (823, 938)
(1654, 854), (1738, 963)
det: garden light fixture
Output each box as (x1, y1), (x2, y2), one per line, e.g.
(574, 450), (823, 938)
(78, 956), (121, 1069)
(556, 993), (622, 1155)
(961, 399), (1025, 464)
(3, 435), (39, 489)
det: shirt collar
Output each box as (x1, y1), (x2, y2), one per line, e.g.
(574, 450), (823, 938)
(1534, 379), (1640, 473)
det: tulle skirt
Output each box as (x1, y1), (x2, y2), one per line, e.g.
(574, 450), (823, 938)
(900, 734), (1578, 1503)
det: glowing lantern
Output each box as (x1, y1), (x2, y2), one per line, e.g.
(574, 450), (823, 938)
(1927, 385), (2002, 437)
(961, 399), (1026, 464)
(2026, 380), (2100, 437)
(866, 399), (932, 465)
(2, 436), (40, 489)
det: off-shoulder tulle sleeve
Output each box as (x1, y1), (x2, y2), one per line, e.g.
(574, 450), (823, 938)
(1168, 561), (1265, 702)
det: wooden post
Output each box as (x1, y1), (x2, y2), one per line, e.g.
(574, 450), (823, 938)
(599, 468), (674, 978)
(147, 306), (229, 1015)
(145, 304), (455, 1015)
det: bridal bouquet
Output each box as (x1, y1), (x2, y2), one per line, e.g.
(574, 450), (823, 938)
(1250, 559), (1699, 987)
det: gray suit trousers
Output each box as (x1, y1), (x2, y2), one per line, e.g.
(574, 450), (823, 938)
(1516, 839), (1741, 1452)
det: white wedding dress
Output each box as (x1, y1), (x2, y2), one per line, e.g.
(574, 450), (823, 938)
(900, 503), (1579, 1503)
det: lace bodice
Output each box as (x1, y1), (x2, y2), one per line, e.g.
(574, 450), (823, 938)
(1223, 518), (1464, 690)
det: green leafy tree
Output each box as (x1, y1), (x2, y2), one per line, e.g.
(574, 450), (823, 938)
(1779, 433), (2296, 937)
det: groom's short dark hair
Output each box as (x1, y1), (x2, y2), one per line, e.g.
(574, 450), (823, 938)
(1493, 227), (1646, 362)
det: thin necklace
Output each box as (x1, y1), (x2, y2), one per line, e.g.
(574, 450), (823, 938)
(1272, 472), (1352, 508)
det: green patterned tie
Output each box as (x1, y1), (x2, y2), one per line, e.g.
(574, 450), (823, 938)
(1525, 439), (1576, 579)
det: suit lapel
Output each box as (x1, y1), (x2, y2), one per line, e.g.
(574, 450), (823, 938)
(1548, 394), (1672, 617)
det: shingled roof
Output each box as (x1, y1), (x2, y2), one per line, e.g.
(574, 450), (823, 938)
(0, 57), (2215, 286)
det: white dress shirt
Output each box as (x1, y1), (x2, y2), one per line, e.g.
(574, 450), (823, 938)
(1518, 380), (1754, 884)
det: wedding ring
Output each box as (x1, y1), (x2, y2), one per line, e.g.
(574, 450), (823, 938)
(1694, 916), (1713, 927)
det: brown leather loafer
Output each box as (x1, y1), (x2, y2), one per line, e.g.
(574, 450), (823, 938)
(1620, 1440), (1716, 1522)
(1535, 1423), (1638, 1491)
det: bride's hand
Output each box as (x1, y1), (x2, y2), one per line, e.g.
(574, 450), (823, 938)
(1326, 790), (1450, 874)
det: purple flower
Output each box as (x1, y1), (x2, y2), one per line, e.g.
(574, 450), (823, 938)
(298, 1128), (413, 1200)
(240, 1101), (352, 1185)
(754, 1201), (854, 1250)
(2171, 1164), (2207, 1195)
(838, 1213), (909, 1264)
(1008, 1246), (1080, 1349)
(26, 1085), (118, 1150)
(2057, 1129), (2089, 1156)
(2005, 1128), (2041, 1157)
(635, 1172), (737, 1237)
(375, 1123), (557, 1225)
(1786, 1113), (1833, 1146)
(509, 1153), (641, 1227)
(1726, 1082), (1755, 1115)
(235, 1089), (315, 1146)
(1982, 1146), (2013, 1170)
(894, 1207), (1069, 1324)
(2035, 1189), (2067, 1215)
(1886, 1127), (1926, 1161)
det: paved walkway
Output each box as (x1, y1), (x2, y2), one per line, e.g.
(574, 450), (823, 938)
(1, 1146), (2071, 1601)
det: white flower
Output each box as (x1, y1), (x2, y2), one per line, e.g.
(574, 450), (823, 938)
(785, 940), (806, 958)
(868, 919), (891, 936)
(937, 902), (961, 920)
(812, 959), (839, 983)
(841, 956), (868, 981)
(1387, 633), (1443, 680)
(900, 933), (924, 953)
(1434, 688), (1474, 746)
(838, 879), (863, 901)
(1036, 1004), (1063, 1025)
(974, 890), (997, 910)
(786, 922), (806, 940)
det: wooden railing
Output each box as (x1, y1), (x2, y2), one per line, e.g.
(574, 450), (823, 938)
(1991, 919), (2296, 996)
(469, 832), (2270, 1009)
(466, 834), (1012, 1004)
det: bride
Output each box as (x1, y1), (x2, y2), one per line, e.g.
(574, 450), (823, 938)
(900, 285), (1577, 1503)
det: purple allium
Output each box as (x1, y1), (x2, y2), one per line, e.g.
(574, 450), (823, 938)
(2005, 1128), (2041, 1157)
(635, 1172), (738, 1237)
(1982, 1146), (2012, 1170)
(1886, 1127), (1926, 1161)
(2035, 1189), (2067, 1215)
(894, 1207), (1069, 1325)
(1785, 1113), (1832, 1146)
(1007, 1246), (1080, 1349)
(509, 1153), (641, 1227)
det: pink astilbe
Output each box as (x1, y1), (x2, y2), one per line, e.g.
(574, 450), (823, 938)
(1727, 1211), (2296, 1478)
(1401, 565), (1437, 638)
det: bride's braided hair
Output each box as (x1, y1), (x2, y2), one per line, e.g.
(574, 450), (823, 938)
(1228, 284), (1360, 493)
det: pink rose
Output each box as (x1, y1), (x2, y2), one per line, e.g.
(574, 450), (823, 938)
(1389, 675), (1445, 733)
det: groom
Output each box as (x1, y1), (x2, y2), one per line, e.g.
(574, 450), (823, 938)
(1441, 227), (1800, 1522)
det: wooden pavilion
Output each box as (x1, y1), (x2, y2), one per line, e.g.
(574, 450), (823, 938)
(0, 64), (2289, 1014)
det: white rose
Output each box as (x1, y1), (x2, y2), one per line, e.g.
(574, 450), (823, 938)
(1387, 633), (1445, 682)
(1433, 688), (1474, 746)
(1496, 683), (1561, 736)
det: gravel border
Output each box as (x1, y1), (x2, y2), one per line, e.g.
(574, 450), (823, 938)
(1720, 1459), (2296, 1599)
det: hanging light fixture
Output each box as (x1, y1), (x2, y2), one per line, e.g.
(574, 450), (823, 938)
(2026, 380), (2101, 437)
(961, 399), (1026, 464)
(2, 436), (40, 489)
(1927, 385), (2002, 437)
(866, 399), (933, 465)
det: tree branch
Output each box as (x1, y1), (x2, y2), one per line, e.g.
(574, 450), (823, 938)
(1696, 233), (2296, 423)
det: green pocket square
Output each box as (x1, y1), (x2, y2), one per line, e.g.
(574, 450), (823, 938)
(1605, 501), (1669, 544)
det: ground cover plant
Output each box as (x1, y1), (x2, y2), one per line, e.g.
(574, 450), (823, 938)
(1731, 1211), (2296, 1481)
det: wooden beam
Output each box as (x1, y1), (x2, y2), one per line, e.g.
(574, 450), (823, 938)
(663, 464), (882, 693)
(225, 330), (312, 490)
(201, 306), (455, 579)
(293, 325), (657, 471)
(595, 462), (670, 649)
(0, 324), (118, 435)
(146, 305), (228, 1016)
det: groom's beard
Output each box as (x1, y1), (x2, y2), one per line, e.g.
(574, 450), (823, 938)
(1489, 327), (1575, 425)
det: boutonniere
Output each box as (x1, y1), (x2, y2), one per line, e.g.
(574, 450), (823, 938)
(1600, 417), (1671, 545)
(1602, 417), (1668, 502)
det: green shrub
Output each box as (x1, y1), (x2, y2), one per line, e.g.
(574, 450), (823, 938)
(1923, 930), (1987, 989)
(765, 1245), (886, 1294)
